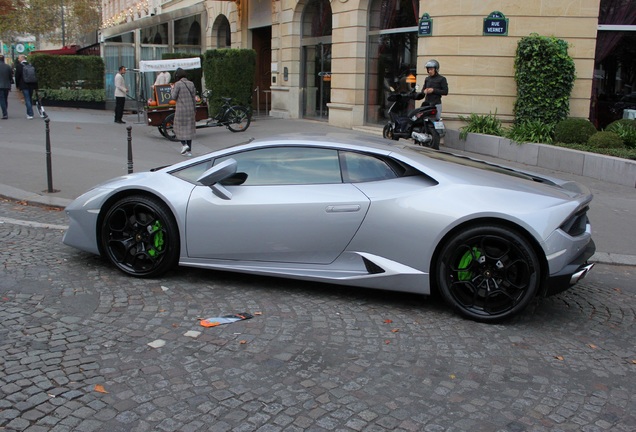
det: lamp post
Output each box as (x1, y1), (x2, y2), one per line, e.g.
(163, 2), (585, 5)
(60, 0), (66, 46)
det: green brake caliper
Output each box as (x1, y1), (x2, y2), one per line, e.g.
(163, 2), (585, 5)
(147, 220), (164, 258)
(457, 247), (481, 281)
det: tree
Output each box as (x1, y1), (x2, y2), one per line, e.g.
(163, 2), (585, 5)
(0, 0), (101, 48)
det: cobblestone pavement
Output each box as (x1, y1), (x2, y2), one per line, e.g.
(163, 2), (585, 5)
(1, 198), (635, 432)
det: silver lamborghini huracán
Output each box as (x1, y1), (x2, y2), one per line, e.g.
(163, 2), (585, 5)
(63, 135), (595, 322)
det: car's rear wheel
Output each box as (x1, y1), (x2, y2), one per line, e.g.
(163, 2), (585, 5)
(436, 225), (540, 322)
(100, 196), (179, 277)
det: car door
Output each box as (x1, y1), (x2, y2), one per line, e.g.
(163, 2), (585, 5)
(185, 146), (370, 264)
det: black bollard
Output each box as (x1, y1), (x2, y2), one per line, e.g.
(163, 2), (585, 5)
(44, 118), (56, 193)
(127, 126), (133, 174)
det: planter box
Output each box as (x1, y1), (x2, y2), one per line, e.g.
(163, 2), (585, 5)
(42, 99), (106, 110)
(444, 129), (636, 188)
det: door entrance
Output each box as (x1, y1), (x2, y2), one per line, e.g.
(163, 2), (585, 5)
(302, 43), (331, 120)
(251, 26), (272, 116)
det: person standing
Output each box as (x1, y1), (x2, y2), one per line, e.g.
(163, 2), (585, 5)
(170, 68), (197, 156)
(114, 66), (128, 124)
(0, 54), (13, 119)
(14, 54), (38, 119)
(422, 59), (448, 120)
(153, 70), (171, 87)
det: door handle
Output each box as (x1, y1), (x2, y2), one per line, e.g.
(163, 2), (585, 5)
(326, 205), (361, 213)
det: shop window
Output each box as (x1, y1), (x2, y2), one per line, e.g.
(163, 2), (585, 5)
(141, 23), (168, 45)
(367, 0), (419, 124)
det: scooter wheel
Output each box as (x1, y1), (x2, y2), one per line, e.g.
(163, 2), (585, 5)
(382, 124), (393, 140)
(383, 124), (399, 141)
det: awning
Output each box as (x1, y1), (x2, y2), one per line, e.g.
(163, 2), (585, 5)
(31, 45), (79, 55)
(138, 57), (201, 72)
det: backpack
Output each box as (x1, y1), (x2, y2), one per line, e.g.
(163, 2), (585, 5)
(22, 63), (37, 84)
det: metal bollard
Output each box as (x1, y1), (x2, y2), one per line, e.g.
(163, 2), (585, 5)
(44, 118), (57, 193)
(127, 126), (133, 174)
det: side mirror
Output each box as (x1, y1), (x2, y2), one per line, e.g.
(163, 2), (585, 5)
(197, 158), (238, 199)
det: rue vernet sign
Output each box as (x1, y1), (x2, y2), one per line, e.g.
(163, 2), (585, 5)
(483, 11), (508, 36)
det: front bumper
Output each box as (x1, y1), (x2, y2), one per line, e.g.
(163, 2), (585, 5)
(544, 239), (596, 296)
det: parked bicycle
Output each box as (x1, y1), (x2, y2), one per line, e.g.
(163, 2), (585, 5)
(157, 90), (251, 141)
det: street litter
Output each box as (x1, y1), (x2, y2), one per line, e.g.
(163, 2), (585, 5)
(200, 312), (254, 328)
(147, 339), (166, 348)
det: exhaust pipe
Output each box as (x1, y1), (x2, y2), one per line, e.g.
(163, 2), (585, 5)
(569, 263), (594, 285)
(411, 131), (431, 143)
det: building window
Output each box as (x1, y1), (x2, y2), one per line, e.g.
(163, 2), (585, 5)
(592, 0), (636, 128)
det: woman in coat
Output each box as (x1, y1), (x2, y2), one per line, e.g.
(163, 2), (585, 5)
(170, 68), (197, 156)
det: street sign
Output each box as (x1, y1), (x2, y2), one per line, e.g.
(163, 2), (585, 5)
(483, 11), (508, 36)
(418, 13), (433, 37)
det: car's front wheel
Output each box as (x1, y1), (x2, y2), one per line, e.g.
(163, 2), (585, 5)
(100, 196), (179, 277)
(436, 225), (540, 322)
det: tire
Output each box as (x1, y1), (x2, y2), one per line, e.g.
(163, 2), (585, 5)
(436, 225), (541, 322)
(226, 106), (251, 132)
(382, 123), (392, 140)
(100, 195), (180, 278)
(160, 113), (178, 141)
(423, 123), (440, 150)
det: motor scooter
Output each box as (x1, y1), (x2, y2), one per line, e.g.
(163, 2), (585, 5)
(382, 85), (444, 150)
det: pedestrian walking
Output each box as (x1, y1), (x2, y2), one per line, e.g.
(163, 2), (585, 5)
(14, 54), (38, 119)
(422, 59), (448, 121)
(114, 66), (128, 124)
(170, 68), (196, 156)
(0, 54), (13, 119)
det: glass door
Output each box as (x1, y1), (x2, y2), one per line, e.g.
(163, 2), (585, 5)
(302, 43), (331, 119)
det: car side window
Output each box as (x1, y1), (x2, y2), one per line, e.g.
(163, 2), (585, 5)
(215, 147), (342, 185)
(340, 151), (398, 182)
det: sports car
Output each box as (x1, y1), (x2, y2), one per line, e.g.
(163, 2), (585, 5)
(63, 134), (595, 322)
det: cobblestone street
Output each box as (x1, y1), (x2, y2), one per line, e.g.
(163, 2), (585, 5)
(1, 198), (635, 432)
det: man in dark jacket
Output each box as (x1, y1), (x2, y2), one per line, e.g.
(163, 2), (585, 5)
(15, 54), (38, 119)
(0, 54), (13, 119)
(423, 59), (448, 120)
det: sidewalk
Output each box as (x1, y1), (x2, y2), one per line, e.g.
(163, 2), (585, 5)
(1, 89), (635, 265)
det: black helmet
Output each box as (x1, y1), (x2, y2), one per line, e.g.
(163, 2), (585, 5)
(425, 59), (440, 72)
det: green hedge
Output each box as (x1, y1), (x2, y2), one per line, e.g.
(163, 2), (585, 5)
(39, 89), (105, 102)
(29, 54), (105, 102)
(513, 34), (575, 125)
(554, 118), (597, 144)
(203, 49), (256, 113)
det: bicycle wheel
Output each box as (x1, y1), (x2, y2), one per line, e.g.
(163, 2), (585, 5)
(226, 106), (251, 132)
(160, 113), (178, 141)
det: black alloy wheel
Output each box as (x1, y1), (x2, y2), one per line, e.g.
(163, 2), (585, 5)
(100, 196), (179, 277)
(437, 225), (541, 322)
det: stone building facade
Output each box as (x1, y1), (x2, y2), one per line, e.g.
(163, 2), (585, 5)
(100, 0), (635, 130)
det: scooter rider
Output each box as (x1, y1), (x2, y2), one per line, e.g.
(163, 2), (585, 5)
(422, 59), (448, 120)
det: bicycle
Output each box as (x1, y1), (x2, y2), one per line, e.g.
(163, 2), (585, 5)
(159, 90), (251, 141)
